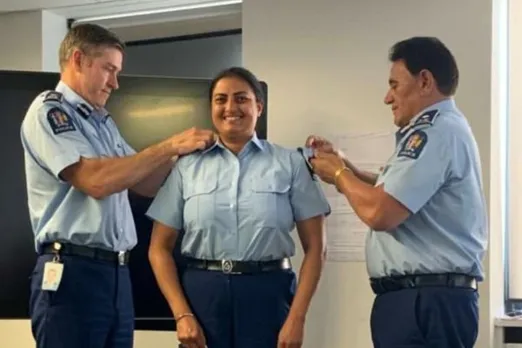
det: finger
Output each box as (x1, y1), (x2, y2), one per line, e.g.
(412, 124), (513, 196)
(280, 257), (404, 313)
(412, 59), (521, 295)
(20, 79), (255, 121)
(195, 140), (207, 150)
(313, 149), (326, 158)
(196, 134), (216, 146)
(305, 135), (316, 147)
(196, 336), (206, 348)
(184, 126), (198, 137)
(178, 337), (190, 345)
(177, 147), (189, 155)
(208, 134), (218, 145)
(194, 128), (214, 137)
(314, 150), (333, 158)
(185, 340), (198, 348)
(309, 158), (322, 168)
(277, 337), (287, 348)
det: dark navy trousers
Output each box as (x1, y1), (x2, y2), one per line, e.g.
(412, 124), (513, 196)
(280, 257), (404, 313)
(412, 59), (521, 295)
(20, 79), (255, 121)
(29, 254), (134, 348)
(370, 287), (479, 348)
(181, 268), (296, 348)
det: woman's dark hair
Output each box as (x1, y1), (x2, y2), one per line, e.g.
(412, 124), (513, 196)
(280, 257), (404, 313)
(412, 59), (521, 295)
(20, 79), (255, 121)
(209, 66), (265, 104)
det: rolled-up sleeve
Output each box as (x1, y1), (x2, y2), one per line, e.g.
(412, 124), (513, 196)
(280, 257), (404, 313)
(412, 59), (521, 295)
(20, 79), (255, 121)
(289, 151), (331, 221)
(146, 165), (184, 230)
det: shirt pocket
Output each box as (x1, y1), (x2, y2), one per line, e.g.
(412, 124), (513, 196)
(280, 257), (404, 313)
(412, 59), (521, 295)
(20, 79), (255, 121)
(183, 177), (218, 230)
(250, 180), (292, 228)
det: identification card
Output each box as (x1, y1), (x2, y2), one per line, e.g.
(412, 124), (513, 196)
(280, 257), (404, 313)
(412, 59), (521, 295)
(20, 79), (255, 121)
(41, 262), (64, 291)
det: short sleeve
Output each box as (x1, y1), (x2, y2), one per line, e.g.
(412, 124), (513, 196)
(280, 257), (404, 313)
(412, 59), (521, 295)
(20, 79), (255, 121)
(146, 165), (184, 229)
(382, 128), (451, 214)
(21, 103), (97, 181)
(290, 151), (331, 221)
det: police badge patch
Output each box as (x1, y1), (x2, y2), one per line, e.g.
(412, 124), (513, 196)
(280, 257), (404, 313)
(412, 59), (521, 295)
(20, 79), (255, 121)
(397, 130), (427, 159)
(43, 91), (63, 104)
(47, 107), (76, 135)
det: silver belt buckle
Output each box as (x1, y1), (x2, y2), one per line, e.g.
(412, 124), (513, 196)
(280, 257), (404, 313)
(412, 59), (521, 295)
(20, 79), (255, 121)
(221, 260), (233, 274)
(118, 251), (126, 266)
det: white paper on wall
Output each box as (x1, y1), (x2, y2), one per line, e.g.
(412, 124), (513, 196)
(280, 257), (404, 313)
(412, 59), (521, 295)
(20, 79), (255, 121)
(323, 131), (395, 262)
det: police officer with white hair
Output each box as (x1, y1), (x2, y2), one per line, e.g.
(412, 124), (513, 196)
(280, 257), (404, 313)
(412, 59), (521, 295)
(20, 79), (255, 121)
(307, 36), (488, 347)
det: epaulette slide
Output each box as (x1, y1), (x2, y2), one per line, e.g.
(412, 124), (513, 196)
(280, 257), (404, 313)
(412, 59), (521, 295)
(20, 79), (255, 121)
(413, 109), (439, 128)
(43, 91), (63, 104)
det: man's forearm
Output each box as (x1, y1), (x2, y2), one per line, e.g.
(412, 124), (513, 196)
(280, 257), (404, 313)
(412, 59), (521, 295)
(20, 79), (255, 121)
(71, 140), (175, 199)
(149, 247), (193, 317)
(286, 248), (324, 321)
(130, 157), (177, 197)
(342, 157), (378, 185)
(335, 169), (383, 229)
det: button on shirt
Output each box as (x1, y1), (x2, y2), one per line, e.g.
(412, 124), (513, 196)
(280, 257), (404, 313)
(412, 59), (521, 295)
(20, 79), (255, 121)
(366, 99), (488, 280)
(20, 81), (137, 252)
(146, 135), (331, 261)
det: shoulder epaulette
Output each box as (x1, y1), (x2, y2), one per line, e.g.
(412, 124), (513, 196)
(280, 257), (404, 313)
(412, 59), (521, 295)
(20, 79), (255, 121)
(297, 147), (316, 180)
(413, 109), (439, 128)
(43, 91), (64, 104)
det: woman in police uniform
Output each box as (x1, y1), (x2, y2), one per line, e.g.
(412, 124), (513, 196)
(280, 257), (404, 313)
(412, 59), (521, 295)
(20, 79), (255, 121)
(146, 67), (330, 348)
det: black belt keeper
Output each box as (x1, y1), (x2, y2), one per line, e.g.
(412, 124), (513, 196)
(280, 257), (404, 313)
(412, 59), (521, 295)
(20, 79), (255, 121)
(185, 257), (292, 274)
(41, 242), (130, 266)
(370, 273), (478, 295)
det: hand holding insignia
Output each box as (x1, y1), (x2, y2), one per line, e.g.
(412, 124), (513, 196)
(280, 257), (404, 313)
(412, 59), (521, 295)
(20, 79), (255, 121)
(310, 150), (346, 185)
(169, 127), (217, 156)
(305, 135), (335, 154)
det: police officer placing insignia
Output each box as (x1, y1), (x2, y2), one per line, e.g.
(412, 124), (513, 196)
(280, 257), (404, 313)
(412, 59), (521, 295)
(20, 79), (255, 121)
(21, 23), (215, 348)
(146, 67), (331, 348)
(307, 37), (487, 347)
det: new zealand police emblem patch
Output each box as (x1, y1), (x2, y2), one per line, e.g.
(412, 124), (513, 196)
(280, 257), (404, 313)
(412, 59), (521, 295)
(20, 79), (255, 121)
(397, 130), (427, 159)
(47, 107), (76, 135)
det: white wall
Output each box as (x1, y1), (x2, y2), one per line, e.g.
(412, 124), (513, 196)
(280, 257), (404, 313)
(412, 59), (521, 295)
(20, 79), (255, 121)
(0, 10), (66, 72)
(242, 0), (496, 347)
(0, 11), (43, 71)
(507, 0), (522, 300)
(41, 10), (68, 72)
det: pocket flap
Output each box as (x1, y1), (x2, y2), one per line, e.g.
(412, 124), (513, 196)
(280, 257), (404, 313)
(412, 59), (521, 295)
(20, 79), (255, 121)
(184, 178), (218, 199)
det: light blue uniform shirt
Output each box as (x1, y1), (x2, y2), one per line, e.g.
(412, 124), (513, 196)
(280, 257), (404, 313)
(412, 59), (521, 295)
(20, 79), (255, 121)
(21, 81), (138, 253)
(366, 99), (488, 280)
(146, 135), (331, 261)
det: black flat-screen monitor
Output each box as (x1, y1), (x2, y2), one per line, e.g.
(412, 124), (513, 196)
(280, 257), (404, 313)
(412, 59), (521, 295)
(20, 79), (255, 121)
(0, 69), (268, 331)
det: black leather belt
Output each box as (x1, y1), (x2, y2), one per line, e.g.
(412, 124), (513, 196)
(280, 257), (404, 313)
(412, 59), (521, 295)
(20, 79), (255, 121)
(185, 257), (292, 274)
(370, 273), (478, 295)
(41, 242), (130, 266)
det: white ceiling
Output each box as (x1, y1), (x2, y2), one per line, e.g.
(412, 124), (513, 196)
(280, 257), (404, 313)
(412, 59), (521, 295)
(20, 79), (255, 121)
(0, 0), (242, 42)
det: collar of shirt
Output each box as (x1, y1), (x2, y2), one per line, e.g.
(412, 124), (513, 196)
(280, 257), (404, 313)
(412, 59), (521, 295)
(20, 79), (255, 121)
(395, 98), (456, 144)
(55, 81), (110, 123)
(202, 132), (265, 155)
